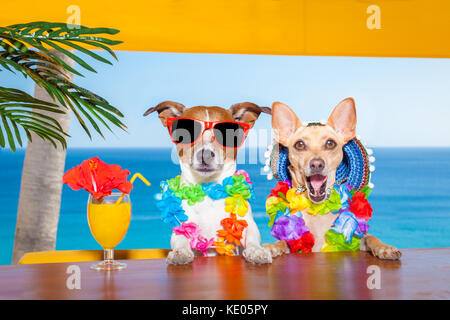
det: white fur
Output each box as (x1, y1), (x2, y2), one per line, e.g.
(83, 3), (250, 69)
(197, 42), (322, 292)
(167, 159), (272, 264)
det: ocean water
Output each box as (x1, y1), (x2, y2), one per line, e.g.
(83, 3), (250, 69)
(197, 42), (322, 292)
(1, 147), (449, 265)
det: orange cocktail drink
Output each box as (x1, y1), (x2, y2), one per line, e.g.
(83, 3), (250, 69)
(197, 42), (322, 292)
(88, 195), (131, 250)
(87, 193), (131, 270)
(63, 156), (151, 271)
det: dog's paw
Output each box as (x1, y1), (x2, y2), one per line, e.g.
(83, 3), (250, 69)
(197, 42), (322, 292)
(371, 245), (402, 260)
(262, 240), (289, 258)
(166, 248), (195, 265)
(243, 246), (272, 264)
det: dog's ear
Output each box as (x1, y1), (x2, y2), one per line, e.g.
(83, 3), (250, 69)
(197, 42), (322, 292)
(271, 102), (302, 146)
(143, 101), (185, 127)
(229, 102), (271, 129)
(327, 98), (357, 143)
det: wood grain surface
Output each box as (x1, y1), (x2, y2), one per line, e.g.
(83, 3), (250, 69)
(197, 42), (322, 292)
(0, 248), (448, 299)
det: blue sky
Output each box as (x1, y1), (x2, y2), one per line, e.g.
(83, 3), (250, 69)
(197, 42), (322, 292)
(2, 52), (450, 148)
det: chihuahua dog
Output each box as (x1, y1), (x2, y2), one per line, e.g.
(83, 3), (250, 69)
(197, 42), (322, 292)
(145, 101), (273, 264)
(263, 98), (401, 260)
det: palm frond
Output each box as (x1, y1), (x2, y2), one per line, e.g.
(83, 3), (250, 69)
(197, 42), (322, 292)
(0, 21), (126, 141)
(0, 86), (68, 151)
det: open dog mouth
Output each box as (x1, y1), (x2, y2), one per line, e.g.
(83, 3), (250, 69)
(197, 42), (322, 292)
(306, 174), (328, 203)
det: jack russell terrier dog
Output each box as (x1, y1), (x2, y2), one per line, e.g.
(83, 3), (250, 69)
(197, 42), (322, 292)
(262, 98), (402, 260)
(145, 101), (273, 265)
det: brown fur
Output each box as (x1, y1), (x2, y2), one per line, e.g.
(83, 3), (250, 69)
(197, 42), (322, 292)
(176, 106), (237, 165)
(144, 101), (271, 183)
(265, 98), (401, 260)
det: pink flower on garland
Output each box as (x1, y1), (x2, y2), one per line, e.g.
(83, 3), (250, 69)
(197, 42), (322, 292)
(193, 236), (214, 256)
(173, 222), (214, 256)
(172, 222), (200, 240)
(234, 170), (252, 184)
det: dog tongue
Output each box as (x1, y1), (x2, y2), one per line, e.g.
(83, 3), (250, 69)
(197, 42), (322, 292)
(310, 175), (327, 194)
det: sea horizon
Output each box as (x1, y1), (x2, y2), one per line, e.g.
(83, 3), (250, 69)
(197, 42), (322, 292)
(1, 147), (450, 265)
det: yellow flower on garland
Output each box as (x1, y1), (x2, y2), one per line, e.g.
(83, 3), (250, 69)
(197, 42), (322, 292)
(266, 196), (285, 211)
(266, 196), (288, 227)
(307, 202), (326, 216)
(225, 195), (248, 217)
(266, 196), (286, 211)
(307, 189), (342, 216)
(286, 189), (310, 214)
(213, 238), (236, 256)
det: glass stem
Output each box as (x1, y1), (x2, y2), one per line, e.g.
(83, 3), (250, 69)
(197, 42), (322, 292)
(104, 249), (114, 262)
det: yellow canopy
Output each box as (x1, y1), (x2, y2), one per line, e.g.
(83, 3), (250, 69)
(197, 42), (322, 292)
(2, 0), (450, 58)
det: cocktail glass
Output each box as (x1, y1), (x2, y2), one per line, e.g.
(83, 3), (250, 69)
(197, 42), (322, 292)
(87, 192), (131, 270)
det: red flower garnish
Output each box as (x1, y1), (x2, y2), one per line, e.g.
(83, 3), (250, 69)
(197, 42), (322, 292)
(349, 192), (373, 221)
(63, 157), (132, 200)
(287, 232), (315, 253)
(268, 181), (290, 199)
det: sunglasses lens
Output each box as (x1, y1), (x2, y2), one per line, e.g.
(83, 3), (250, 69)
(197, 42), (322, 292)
(170, 119), (202, 144)
(213, 122), (246, 148)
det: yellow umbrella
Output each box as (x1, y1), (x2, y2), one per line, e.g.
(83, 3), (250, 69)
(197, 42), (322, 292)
(2, 0), (449, 57)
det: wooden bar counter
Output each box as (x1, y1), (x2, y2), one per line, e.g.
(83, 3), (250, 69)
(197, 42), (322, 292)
(0, 248), (448, 299)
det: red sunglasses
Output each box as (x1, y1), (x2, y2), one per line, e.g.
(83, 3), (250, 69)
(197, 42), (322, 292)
(166, 117), (250, 149)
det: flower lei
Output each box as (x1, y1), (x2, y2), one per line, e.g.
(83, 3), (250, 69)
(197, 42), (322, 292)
(266, 180), (373, 253)
(156, 170), (254, 256)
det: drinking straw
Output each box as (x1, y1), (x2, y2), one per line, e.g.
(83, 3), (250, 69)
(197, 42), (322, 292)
(115, 173), (151, 204)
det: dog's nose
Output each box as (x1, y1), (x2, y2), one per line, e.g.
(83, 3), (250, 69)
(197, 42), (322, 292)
(196, 149), (215, 165)
(310, 158), (325, 172)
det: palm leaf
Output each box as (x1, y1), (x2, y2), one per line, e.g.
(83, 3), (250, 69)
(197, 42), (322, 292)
(0, 21), (126, 144)
(0, 86), (68, 151)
